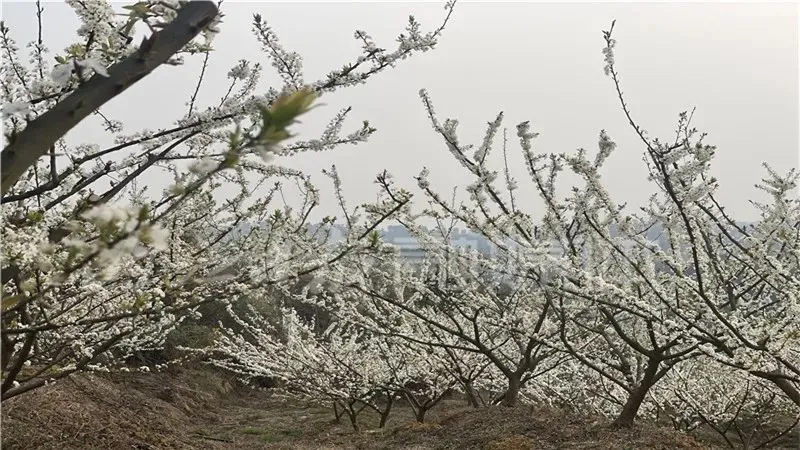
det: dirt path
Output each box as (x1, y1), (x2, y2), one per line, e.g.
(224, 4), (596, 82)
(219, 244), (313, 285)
(180, 390), (714, 450)
(2, 368), (722, 450)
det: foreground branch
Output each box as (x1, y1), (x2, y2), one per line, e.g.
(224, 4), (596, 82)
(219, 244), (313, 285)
(0, 1), (219, 194)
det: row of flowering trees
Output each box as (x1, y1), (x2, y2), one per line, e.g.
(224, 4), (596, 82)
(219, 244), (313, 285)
(204, 20), (799, 447)
(207, 217), (797, 442)
(2, 1), (797, 446)
(1, 0), (455, 400)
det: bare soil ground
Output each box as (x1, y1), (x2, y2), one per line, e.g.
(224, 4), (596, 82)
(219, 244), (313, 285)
(0, 366), (769, 449)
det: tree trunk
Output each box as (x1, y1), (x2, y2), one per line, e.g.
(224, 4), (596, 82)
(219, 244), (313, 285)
(751, 371), (800, 407)
(345, 410), (360, 432)
(404, 391), (426, 422)
(377, 394), (395, 428)
(500, 375), (522, 407)
(612, 358), (660, 428)
(462, 379), (482, 407)
(332, 402), (343, 423)
(769, 377), (800, 407)
(408, 397), (430, 422)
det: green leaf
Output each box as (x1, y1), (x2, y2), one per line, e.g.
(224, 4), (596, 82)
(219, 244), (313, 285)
(67, 43), (86, 57)
(27, 210), (44, 223)
(1, 294), (23, 312)
(138, 204), (151, 222)
(131, 294), (148, 310)
(223, 151), (240, 168)
(251, 87), (318, 149)
(122, 2), (152, 15)
(369, 230), (380, 247)
(267, 87), (317, 129)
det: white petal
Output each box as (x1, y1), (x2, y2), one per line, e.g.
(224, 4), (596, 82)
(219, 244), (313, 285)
(51, 63), (74, 85)
(77, 58), (109, 77)
(1, 101), (31, 117)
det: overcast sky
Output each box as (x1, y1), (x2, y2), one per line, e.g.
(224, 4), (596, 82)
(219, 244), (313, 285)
(3, 1), (798, 223)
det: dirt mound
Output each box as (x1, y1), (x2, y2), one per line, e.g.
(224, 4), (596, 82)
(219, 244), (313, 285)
(383, 404), (709, 450)
(2, 367), (717, 449)
(1, 367), (248, 449)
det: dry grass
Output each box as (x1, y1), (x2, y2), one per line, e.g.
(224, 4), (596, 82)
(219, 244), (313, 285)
(1, 366), (245, 449)
(0, 366), (770, 449)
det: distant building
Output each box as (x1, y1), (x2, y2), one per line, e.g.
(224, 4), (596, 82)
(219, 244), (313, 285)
(381, 225), (425, 262)
(295, 220), (752, 266)
(378, 224), (500, 263)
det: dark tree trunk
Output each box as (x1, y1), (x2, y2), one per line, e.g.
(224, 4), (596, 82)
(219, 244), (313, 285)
(377, 394), (395, 428)
(770, 377), (800, 407)
(462, 380), (483, 407)
(751, 371), (800, 407)
(345, 409), (360, 432)
(341, 399), (366, 432)
(332, 401), (343, 423)
(403, 389), (449, 422)
(612, 358), (660, 428)
(500, 375), (522, 407)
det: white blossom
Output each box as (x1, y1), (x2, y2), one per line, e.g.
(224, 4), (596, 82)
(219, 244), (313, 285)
(51, 63), (74, 85)
(1, 101), (31, 118)
(76, 57), (109, 77)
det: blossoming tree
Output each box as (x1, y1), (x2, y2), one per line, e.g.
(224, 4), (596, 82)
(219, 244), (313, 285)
(0, 0), (455, 400)
(324, 214), (564, 408)
(377, 20), (800, 428)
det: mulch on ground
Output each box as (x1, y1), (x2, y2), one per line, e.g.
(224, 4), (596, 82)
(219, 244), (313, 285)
(1, 367), (721, 449)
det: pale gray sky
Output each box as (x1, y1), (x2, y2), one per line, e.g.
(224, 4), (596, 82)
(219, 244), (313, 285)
(3, 1), (798, 222)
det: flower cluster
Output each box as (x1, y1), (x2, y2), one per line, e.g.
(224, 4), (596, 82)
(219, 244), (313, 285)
(0, 0), (455, 401)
